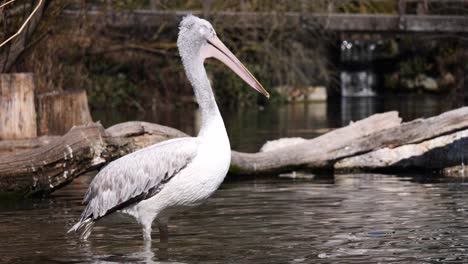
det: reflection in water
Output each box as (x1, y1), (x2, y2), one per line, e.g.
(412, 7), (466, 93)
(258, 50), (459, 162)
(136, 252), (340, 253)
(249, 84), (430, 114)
(340, 71), (376, 97)
(1, 174), (468, 263)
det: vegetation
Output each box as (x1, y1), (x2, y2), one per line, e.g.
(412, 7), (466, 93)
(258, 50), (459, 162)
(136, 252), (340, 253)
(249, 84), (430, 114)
(1, 0), (466, 109)
(1, 0), (335, 109)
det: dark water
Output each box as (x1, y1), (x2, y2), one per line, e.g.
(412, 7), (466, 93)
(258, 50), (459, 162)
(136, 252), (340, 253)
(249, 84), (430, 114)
(1, 95), (464, 263)
(1, 174), (468, 263)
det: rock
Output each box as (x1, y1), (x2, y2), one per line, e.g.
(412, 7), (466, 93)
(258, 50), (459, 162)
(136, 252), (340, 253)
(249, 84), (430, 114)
(402, 78), (416, 90)
(402, 75), (439, 92)
(306, 86), (327, 102)
(417, 74), (438, 92)
(273, 85), (327, 102)
(260, 137), (307, 152)
(440, 72), (456, 88)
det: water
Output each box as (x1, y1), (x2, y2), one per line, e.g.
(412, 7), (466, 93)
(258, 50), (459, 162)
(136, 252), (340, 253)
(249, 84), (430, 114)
(0, 96), (463, 263)
(1, 174), (468, 263)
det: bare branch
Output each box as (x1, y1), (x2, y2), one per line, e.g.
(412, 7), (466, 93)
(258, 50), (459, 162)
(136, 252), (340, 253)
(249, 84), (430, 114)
(0, 0), (43, 48)
(0, 0), (16, 9)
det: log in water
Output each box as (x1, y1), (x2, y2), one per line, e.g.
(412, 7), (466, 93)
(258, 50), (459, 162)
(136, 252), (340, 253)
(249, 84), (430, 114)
(1, 107), (468, 196)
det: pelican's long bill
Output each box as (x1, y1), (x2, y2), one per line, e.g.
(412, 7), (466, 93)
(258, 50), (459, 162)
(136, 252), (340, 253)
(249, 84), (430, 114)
(201, 36), (270, 98)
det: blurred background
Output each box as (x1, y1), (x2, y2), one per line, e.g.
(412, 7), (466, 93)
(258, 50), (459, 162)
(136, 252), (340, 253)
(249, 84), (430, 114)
(2, 2), (468, 263)
(1, 0), (467, 151)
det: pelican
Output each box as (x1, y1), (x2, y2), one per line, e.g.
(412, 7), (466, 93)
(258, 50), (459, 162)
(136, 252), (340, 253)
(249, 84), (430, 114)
(68, 15), (269, 242)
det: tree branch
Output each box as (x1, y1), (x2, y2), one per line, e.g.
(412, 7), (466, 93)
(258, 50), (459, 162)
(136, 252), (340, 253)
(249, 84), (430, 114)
(0, 0), (43, 48)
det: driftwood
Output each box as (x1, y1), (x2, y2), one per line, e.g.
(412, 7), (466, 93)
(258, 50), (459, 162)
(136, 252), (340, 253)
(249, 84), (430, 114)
(231, 107), (468, 175)
(332, 107), (468, 172)
(0, 73), (37, 139)
(0, 121), (187, 195)
(231, 111), (402, 174)
(0, 111), (401, 195)
(0, 136), (59, 155)
(335, 129), (468, 171)
(37, 90), (93, 135)
(2, 107), (468, 195)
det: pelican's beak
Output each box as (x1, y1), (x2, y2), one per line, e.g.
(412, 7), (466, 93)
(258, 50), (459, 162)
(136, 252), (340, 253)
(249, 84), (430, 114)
(201, 35), (270, 98)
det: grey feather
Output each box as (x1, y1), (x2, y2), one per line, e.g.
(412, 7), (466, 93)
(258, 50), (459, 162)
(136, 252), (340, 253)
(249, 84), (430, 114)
(69, 137), (199, 234)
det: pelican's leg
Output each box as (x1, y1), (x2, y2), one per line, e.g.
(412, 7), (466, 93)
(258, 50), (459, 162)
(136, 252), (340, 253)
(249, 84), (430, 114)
(142, 224), (152, 241)
(157, 216), (169, 244)
(158, 222), (169, 243)
(139, 215), (153, 241)
(155, 221), (169, 260)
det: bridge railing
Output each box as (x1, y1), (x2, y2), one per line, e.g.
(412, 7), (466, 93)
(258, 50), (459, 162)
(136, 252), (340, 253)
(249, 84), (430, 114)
(64, 0), (468, 34)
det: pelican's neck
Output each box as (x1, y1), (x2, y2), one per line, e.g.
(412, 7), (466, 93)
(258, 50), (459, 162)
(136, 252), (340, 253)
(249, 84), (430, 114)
(184, 56), (225, 139)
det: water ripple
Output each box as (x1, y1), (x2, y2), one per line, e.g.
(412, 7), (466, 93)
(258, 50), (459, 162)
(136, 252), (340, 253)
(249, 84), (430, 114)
(1, 173), (468, 263)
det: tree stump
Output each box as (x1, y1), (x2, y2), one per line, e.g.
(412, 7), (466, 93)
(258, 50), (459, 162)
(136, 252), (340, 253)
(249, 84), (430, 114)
(37, 90), (93, 135)
(0, 73), (37, 140)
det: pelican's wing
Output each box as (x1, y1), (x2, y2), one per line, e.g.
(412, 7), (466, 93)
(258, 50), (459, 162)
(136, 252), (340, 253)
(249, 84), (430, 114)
(75, 137), (198, 224)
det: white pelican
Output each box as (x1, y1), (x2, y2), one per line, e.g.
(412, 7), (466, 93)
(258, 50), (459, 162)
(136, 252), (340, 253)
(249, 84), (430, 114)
(68, 15), (269, 242)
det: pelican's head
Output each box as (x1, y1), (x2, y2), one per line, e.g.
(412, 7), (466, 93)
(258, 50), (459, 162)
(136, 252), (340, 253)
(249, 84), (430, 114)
(177, 15), (269, 98)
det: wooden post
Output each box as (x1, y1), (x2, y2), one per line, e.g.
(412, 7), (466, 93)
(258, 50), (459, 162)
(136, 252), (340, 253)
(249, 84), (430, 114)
(37, 90), (93, 135)
(0, 73), (37, 140)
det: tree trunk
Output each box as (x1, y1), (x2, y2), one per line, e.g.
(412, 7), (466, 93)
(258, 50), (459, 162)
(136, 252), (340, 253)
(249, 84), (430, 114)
(37, 90), (93, 135)
(0, 73), (37, 140)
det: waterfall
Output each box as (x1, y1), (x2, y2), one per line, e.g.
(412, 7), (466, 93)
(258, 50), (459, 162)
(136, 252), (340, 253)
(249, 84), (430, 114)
(340, 40), (378, 97)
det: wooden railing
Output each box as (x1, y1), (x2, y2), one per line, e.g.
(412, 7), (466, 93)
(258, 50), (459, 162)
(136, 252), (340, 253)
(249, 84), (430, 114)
(64, 0), (468, 34)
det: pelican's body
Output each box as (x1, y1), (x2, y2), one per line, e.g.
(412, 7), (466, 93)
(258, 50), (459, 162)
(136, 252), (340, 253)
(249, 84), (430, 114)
(122, 117), (231, 240)
(69, 15), (268, 242)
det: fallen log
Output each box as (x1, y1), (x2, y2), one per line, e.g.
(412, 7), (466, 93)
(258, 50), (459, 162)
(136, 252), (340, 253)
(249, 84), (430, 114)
(0, 121), (187, 196)
(334, 106), (468, 154)
(0, 136), (59, 154)
(0, 112), (399, 195)
(335, 129), (468, 171)
(231, 111), (402, 174)
(2, 107), (468, 196)
(232, 107), (468, 174)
